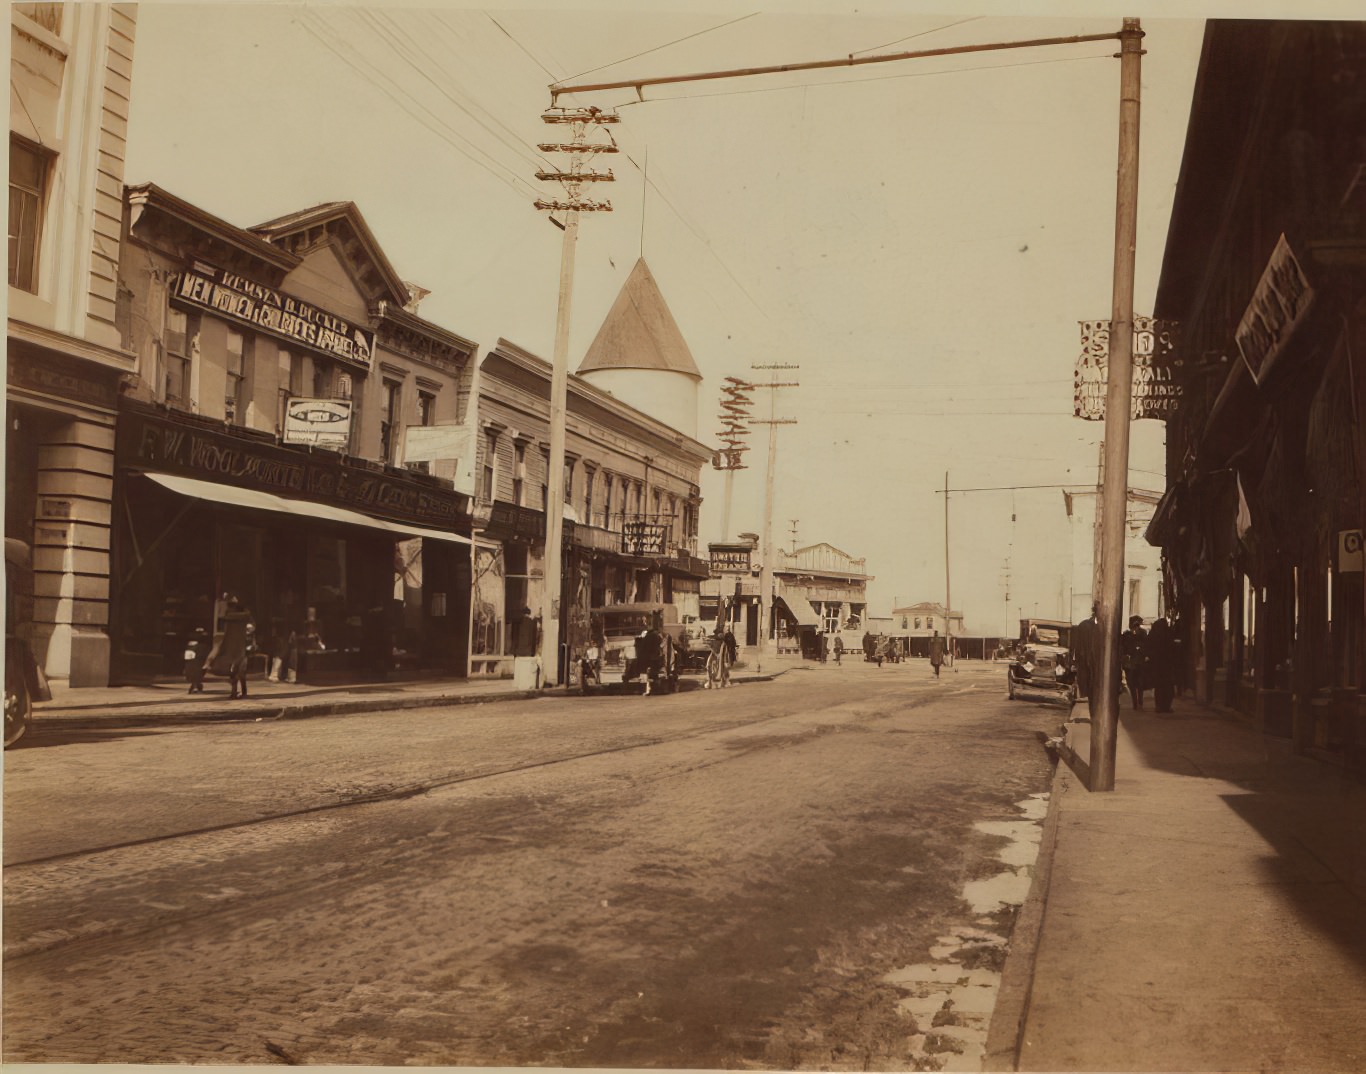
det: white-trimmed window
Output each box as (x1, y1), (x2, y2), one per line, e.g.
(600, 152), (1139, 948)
(225, 328), (247, 424)
(165, 307), (196, 410)
(482, 430), (499, 502)
(9, 136), (50, 293)
(513, 441), (527, 506)
(380, 379), (401, 463)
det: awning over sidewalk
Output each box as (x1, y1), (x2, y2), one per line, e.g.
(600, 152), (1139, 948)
(141, 471), (470, 545)
(775, 594), (820, 628)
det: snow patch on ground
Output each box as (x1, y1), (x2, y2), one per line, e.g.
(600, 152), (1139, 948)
(882, 793), (1048, 1071)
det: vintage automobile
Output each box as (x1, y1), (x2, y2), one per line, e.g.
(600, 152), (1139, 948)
(6, 539), (52, 747)
(1006, 617), (1076, 704)
(589, 603), (692, 694)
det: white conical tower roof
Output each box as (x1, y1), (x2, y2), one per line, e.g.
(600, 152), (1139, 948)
(578, 259), (702, 381)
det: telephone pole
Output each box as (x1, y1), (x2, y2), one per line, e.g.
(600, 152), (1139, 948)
(713, 376), (754, 541)
(750, 363), (798, 672)
(944, 470), (953, 666)
(1092, 18), (1145, 791)
(534, 105), (616, 688)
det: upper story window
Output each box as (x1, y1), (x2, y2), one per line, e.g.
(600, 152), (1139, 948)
(540, 449), (550, 510)
(583, 467), (596, 525)
(275, 348), (302, 434)
(482, 430), (498, 502)
(379, 379), (401, 463)
(513, 441), (526, 507)
(407, 389), (436, 474)
(9, 136), (50, 294)
(603, 473), (614, 529)
(164, 307), (197, 410)
(225, 328), (248, 425)
(563, 458), (575, 507)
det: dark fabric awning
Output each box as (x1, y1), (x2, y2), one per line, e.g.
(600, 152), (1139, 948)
(143, 472), (470, 544)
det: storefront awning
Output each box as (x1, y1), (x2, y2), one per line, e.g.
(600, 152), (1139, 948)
(775, 594), (821, 628)
(141, 472), (470, 545)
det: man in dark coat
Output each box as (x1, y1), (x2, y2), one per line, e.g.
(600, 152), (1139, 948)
(206, 594), (255, 700)
(1070, 604), (1101, 716)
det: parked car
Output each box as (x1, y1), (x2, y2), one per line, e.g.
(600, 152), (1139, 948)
(1007, 617), (1075, 704)
(589, 603), (689, 694)
(6, 539), (52, 747)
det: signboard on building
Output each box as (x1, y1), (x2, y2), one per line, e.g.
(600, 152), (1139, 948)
(283, 398), (352, 448)
(708, 545), (753, 574)
(119, 402), (465, 528)
(1235, 234), (1315, 385)
(623, 520), (669, 556)
(1074, 316), (1182, 421)
(171, 266), (375, 369)
(1340, 529), (1363, 573)
(404, 423), (474, 463)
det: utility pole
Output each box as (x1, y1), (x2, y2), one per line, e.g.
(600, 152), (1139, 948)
(944, 470), (953, 666)
(713, 376), (754, 542)
(750, 363), (798, 672)
(788, 520), (800, 554)
(534, 105), (617, 688)
(1092, 18), (1145, 792)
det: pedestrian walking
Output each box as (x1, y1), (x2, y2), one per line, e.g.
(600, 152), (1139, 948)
(929, 630), (946, 678)
(205, 594), (255, 700)
(1069, 604), (1101, 716)
(182, 626), (208, 694)
(819, 631), (829, 664)
(833, 636), (843, 665)
(1122, 615), (1148, 709)
(1146, 615), (1176, 712)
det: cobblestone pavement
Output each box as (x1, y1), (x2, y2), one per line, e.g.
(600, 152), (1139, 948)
(4, 661), (1061, 1068)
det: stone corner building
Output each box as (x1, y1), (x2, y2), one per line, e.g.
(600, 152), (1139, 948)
(7, 4), (138, 686)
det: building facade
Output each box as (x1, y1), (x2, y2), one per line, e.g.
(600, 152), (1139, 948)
(702, 537), (871, 650)
(471, 339), (710, 679)
(8, 3), (138, 686)
(1146, 21), (1366, 766)
(111, 185), (476, 683)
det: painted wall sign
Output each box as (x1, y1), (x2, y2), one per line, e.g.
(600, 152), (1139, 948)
(7, 349), (120, 411)
(1074, 316), (1182, 420)
(171, 266), (375, 369)
(709, 547), (753, 574)
(283, 397), (352, 449)
(623, 519), (669, 557)
(119, 404), (464, 528)
(1235, 235), (1314, 385)
(404, 423), (474, 464)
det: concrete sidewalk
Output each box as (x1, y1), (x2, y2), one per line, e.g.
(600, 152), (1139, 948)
(28, 654), (808, 730)
(987, 695), (1366, 1073)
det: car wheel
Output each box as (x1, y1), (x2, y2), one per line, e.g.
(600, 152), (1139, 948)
(1007, 673), (1016, 701)
(5, 671), (32, 749)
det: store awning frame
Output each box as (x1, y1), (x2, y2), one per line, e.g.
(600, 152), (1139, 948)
(774, 594), (821, 628)
(139, 471), (470, 545)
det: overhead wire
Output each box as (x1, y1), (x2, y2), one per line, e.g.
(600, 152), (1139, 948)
(367, 9), (556, 173)
(558, 12), (761, 84)
(849, 15), (985, 57)
(296, 11), (537, 202)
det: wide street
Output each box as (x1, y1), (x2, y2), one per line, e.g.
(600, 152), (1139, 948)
(3, 660), (1064, 1069)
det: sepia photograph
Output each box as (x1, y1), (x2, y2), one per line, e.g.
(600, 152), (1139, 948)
(5, 0), (1366, 1070)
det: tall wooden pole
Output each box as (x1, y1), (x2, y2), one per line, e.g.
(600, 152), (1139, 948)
(1091, 18), (1144, 792)
(944, 470), (953, 665)
(758, 388), (777, 672)
(540, 209), (578, 687)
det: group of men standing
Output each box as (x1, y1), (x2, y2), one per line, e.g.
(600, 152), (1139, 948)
(1070, 606), (1183, 715)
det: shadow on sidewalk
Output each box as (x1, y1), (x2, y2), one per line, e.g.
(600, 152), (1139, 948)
(1120, 699), (1366, 973)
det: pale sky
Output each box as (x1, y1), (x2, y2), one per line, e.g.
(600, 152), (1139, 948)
(120, 1), (1344, 632)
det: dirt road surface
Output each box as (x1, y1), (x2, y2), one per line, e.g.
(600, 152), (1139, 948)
(3, 661), (1063, 1068)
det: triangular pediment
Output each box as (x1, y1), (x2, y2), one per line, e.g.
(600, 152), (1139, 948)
(578, 259), (701, 380)
(251, 202), (410, 309)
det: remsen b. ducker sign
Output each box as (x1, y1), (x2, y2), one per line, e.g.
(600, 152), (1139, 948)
(172, 265), (375, 369)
